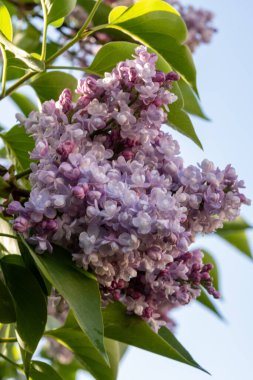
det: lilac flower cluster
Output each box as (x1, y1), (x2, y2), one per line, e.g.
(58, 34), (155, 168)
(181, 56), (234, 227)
(8, 46), (249, 331)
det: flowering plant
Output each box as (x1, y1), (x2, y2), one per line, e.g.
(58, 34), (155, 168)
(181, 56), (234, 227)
(0, 1), (251, 380)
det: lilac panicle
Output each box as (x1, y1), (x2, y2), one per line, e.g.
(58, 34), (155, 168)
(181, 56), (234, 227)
(9, 46), (250, 331)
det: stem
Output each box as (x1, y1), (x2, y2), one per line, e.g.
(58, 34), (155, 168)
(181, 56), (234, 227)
(40, 0), (48, 61)
(81, 0), (103, 31)
(0, 352), (22, 369)
(45, 28), (95, 65)
(0, 71), (34, 100)
(15, 168), (32, 180)
(0, 338), (17, 343)
(0, 233), (18, 240)
(0, 45), (8, 98)
(46, 65), (100, 76)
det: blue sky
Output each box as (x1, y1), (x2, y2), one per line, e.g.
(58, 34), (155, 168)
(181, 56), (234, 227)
(1, 0), (252, 379)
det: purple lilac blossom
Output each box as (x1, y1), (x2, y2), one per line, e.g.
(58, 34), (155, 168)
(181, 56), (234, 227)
(8, 46), (250, 331)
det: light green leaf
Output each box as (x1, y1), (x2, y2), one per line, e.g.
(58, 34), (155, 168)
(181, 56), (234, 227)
(30, 71), (77, 102)
(0, 255), (47, 355)
(0, 125), (34, 172)
(0, 277), (16, 323)
(21, 240), (107, 361)
(47, 311), (117, 380)
(109, 0), (185, 42)
(50, 17), (65, 28)
(30, 361), (64, 380)
(218, 217), (252, 232)
(103, 302), (207, 373)
(11, 92), (38, 116)
(168, 107), (202, 148)
(216, 229), (252, 259)
(0, 1), (13, 40)
(178, 79), (209, 120)
(108, 6), (127, 23)
(45, 0), (77, 24)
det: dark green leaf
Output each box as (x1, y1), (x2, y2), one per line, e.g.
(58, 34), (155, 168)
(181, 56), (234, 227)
(30, 361), (64, 380)
(0, 176), (11, 198)
(11, 92), (37, 116)
(21, 239), (107, 361)
(202, 250), (220, 291)
(103, 302), (207, 373)
(0, 277), (16, 323)
(197, 288), (223, 320)
(45, 0), (77, 24)
(30, 71), (77, 102)
(47, 311), (117, 380)
(0, 125), (34, 171)
(18, 240), (51, 296)
(77, 0), (110, 26)
(0, 255), (47, 354)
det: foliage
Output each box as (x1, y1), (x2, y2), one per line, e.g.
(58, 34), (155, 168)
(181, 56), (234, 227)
(0, 1), (251, 380)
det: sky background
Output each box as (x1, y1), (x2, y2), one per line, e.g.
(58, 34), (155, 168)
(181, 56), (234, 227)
(0, 0), (252, 379)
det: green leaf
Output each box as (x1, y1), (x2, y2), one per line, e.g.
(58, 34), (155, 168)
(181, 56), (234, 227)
(0, 255), (47, 355)
(0, 31), (45, 72)
(168, 107), (202, 148)
(103, 302), (207, 373)
(30, 71), (77, 102)
(30, 361), (64, 380)
(109, 0), (186, 43)
(13, 24), (40, 53)
(0, 1), (13, 40)
(202, 250), (220, 291)
(45, 0), (77, 24)
(47, 311), (117, 380)
(216, 228), (252, 259)
(11, 92), (37, 116)
(0, 277), (16, 323)
(197, 288), (223, 320)
(18, 240), (51, 296)
(0, 125), (34, 172)
(21, 239), (107, 361)
(178, 79), (209, 120)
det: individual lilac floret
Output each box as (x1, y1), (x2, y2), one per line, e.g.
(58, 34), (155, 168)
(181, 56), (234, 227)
(10, 46), (249, 331)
